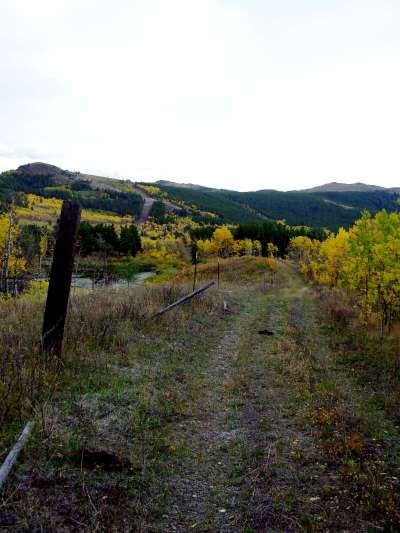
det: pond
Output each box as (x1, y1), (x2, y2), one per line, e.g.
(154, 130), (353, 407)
(71, 271), (156, 289)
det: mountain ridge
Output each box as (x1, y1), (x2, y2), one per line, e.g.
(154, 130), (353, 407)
(153, 178), (400, 194)
(4, 163), (400, 194)
(1, 162), (400, 230)
(301, 181), (400, 194)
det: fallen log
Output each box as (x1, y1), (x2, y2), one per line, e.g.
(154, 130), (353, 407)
(0, 421), (34, 489)
(152, 281), (215, 318)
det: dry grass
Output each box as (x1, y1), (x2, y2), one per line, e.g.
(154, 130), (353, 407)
(273, 291), (400, 529)
(1, 261), (400, 531)
(174, 255), (281, 287)
(0, 283), (218, 450)
(0, 278), (226, 531)
(315, 286), (400, 424)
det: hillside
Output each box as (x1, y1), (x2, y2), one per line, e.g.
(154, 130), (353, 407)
(1, 163), (400, 231)
(152, 182), (400, 231)
(155, 179), (216, 192)
(0, 163), (144, 221)
(302, 181), (400, 193)
(302, 181), (386, 193)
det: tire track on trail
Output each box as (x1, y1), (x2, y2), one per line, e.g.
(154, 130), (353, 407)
(157, 288), (285, 532)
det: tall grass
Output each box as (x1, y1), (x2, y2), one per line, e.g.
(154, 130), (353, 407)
(0, 256), (279, 450)
(0, 282), (218, 449)
(174, 255), (280, 286)
(315, 285), (400, 423)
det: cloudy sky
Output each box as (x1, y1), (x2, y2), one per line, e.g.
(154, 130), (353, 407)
(1, 0), (400, 191)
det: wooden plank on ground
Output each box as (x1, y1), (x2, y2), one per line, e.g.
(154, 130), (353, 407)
(0, 421), (34, 489)
(152, 281), (215, 318)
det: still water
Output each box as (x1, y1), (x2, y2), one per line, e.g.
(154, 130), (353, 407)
(71, 271), (156, 289)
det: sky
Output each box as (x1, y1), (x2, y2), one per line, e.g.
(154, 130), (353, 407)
(1, 0), (400, 191)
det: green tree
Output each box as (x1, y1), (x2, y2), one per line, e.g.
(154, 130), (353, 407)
(120, 225), (142, 256)
(115, 253), (139, 286)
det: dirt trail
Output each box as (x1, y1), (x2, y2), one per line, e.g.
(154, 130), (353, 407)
(155, 269), (400, 532)
(159, 297), (262, 531)
(156, 278), (308, 531)
(133, 185), (181, 223)
(133, 186), (155, 223)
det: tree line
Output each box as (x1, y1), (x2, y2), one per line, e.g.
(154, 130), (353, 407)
(78, 222), (142, 256)
(234, 220), (325, 256)
(289, 209), (400, 335)
(190, 220), (324, 257)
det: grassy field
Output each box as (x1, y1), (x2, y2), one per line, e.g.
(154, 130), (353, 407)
(0, 258), (399, 531)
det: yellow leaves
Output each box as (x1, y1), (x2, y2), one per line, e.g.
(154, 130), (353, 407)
(233, 238), (254, 256)
(196, 238), (214, 259)
(318, 228), (350, 287)
(267, 242), (278, 257)
(288, 236), (321, 281)
(39, 234), (48, 257)
(141, 185), (162, 196)
(0, 215), (10, 250)
(16, 194), (133, 227)
(8, 255), (26, 275)
(194, 232), (261, 261)
(289, 236), (320, 261)
(211, 226), (235, 258)
(252, 240), (262, 255)
(0, 212), (27, 277)
(194, 227), (261, 261)
(291, 209), (400, 329)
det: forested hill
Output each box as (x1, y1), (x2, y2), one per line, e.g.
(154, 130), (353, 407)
(153, 183), (400, 231)
(1, 162), (399, 231)
(0, 162), (144, 218)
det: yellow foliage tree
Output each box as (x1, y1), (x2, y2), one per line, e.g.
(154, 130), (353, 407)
(288, 236), (321, 281)
(317, 228), (350, 287)
(290, 210), (400, 334)
(0, 211), (27, 293)
(211, 226), (235, 258)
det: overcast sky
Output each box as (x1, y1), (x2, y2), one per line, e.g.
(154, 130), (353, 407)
(1, 0), (400, 191)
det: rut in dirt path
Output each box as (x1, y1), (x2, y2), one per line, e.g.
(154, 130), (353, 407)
(157, 289), (284, 532)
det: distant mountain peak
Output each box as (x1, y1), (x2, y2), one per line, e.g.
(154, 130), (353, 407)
(303, 182), (386, 193)
(154, 179), (215, 192)
(16, 162), (70, 177)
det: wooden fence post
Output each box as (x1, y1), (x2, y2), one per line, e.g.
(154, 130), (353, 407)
(217, 258), (220, 289)
(193, 260), (197, 292)
(42, 201), (81, 359)
(192, 243), (198, 292)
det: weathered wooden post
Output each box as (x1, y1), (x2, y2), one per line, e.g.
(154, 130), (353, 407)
(191, 242), (198, 292)
(42, 201), (81, 359)
(217, 258), (220, 289)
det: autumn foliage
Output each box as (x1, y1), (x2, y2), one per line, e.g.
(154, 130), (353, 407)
(289, 210), (400, 333)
